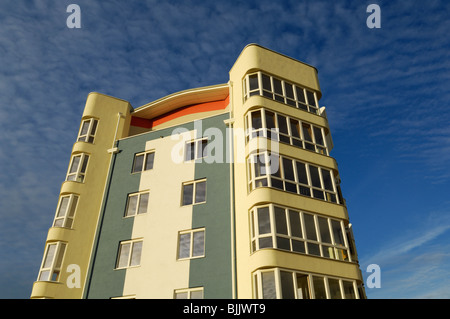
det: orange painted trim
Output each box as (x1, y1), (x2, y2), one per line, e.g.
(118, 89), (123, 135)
(131, 95), (229, 129)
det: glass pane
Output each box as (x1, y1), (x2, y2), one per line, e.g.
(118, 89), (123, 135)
(262, 74), (271, 91)
(277, 115), (288, 134)
(262, 271), (276, 299)
(80, 155), (89, 173)
(249, 74), (259, 91)
(178, 234), (191, 259)
(90, 120), (98, 135)
(259, 237), (273, 249)
(130, 241), (142, 266)
(289, 210), (302, 238)
(318, 217), (331, 243)
(306, 91), (317, 106)
(328, 279), (342, 299)
(53, 218), (64, 227)
(117, 243), (131, 268)
(309, 166), (321, 188)
(343, 281), (356, 299)
(302, 123), (313, 142)
(313, 276), (327, 299)
(307, 243), (321, 256)
(57, 197), (70, 218)
(269, 154), (280, 177)
(185, 142), (195, 161)
(274, 207), (288, 235)
(282, 158), (295, 181)
(276, 237), (290, 250)
(296, 162), (308, 184)
(126, 195), (138, 216)
(137, 193), (149, 214)
(296, 87), (306, 103)
(321, 169), (334, 191)
(144, 152), (155, 170)
(198, 139), (208, 158)
(273, 78), (283, 94)
(257, 207), (271, 234)
(190, 290), (203, 299)
(39, 270), (50, 282)
(54, 244), (66, 268)
(265, 111), (276, 130)
(80, 121), (90, 136)
(69, 156), (80, 174)
(290, 120), (301, 138)
(175, 292), (188, 299)
(313, 127), (324, 146)
(331, 220), (345, 246)
(133, 154), (144, 172)
(195, 181), (206, 203)
(285, 83), (294, 99)
(43, 244), (57, 268)
(292, 240), (306, 253)
(68, 196), (78, 218)
(296, 274), (310, 299)
(182, 184), (194, 206)
(254, 154), (267, 177)
(193, 231), (205, 257)
(304, 214), (317, 241)
(280, 271), (295, 299)
(251, 111), (262, 130)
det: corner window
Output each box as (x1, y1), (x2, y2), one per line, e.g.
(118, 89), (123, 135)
(37, 242), (66, 282)
(77, 118), (98, 143)
(53, 194), (78, 228)
(177, 228), (205, 260)
(182, 179), (206, 206)
(132, 151), (155, 173)
(66, 153), (89, 183)
(125, 191), (149, 217)
(116, 240), (143, 269)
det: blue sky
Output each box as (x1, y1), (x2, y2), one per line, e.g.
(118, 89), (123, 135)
(0, 0), (449, 299)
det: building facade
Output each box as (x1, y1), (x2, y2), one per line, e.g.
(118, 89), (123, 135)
(31, 44), (366, 299)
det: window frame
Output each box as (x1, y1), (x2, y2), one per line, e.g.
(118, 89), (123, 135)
(253, 268), (360, 299)
(66, 153), (89, 183)
(124, 191), (150, 217)
(247, 151), (340, 204)
(250, 204), (351, 262)
(77, 118), (99, 143)
(243, 71), (319, 115)
(132, 151), (155, 174)
(37, 242), (67, 282)
(174, 287), (204, 299)
(245, 108), (328, 155)
(115, 239), (143, 269)
(52, 194), (79, 228)
(181, 179), (207, 206)
(177, 228), (206, 260)
(184, 137), (208, 162)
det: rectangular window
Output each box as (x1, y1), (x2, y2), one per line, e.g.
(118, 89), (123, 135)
(53, 194), (78, 228)
(66, 153), (89, 183)
(182, 179), (206, 206)
(174, 287), (204, 299)
(250, 205), (350, 261)
(116, 240), (143, 269)
(245, 108), (328, 155)
(132, 151), (155, 173)
(125, 191), (149, 217)
(38, 242), (66, 282)
(185, 138), (208, 161)
(248, 151), (338, 204)
(177, 229), (205, 260)
(77, 118), (98, 143)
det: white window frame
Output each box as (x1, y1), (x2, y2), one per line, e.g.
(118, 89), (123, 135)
(37, 242), (67, 282)
(184, 137), (208, 162)
(124, 191), (150, 217)
(253, 268), (360, 299)
(66, 153), (89, 183)
(177, 228), (206, 260)
(116, 239), (143, 269)
(250, 204), (351, 262)
(174, 287), (204, 299)
(132, 151), (155, 173)
(243, 72), (319, 115)
(53, 194), (79, 228)
(247, 151), (340, 204)
(77, 118), (98, 143)
(181, 179), (207, 206)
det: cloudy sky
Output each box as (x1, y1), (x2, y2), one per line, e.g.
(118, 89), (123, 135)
(0, 0), (449, 299)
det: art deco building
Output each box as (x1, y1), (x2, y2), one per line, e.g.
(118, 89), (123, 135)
(31, 44), (366, 299)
